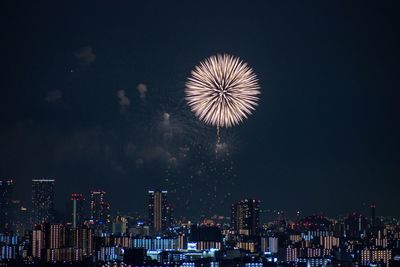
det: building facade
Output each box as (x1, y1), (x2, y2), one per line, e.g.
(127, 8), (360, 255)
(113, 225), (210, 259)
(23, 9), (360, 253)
(32, 179), (55, 225)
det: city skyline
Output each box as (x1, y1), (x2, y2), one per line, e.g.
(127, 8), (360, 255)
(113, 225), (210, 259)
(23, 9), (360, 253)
(0, 177), (399, 266)
(0, 1), (399, 265)
(0, 178), (395, 225)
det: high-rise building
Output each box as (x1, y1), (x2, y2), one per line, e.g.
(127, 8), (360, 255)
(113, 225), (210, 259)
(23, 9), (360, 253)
(148, 190), (173, 233)
(320, 236), (340, 249)
(71, 226), (94, 256)
(231, 199), (260, 236)
(47, 224), (66, 249)
(32, 224), (45, 259)
(344, 213), (368, 238)
(370, 204), (376, 232)
(32, 179), (55, 225)
(10, 200), (29, 235)
(71, 193), (85, 228)
(0, 180), (14, 231)
(90, 190), (110, 229)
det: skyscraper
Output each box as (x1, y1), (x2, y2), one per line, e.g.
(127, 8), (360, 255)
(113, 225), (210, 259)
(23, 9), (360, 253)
(0, 180), (13, 231)
(71, 193), (85, 228)
(370, 204), (376, 229)
(10, 199), (29, 235)
(231, 199), (260, 236)
(32, 224), (45, 259)
(148, 190), (173, 233)
(32, 179), (55, 225)
(90, 190), (110, 229)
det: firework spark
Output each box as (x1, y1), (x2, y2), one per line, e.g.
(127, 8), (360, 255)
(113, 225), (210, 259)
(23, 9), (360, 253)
(185, 54), (260, 128)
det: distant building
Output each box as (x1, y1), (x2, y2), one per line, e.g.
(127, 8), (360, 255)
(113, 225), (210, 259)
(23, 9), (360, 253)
(90, 190), (110, 229)
(344, 213), (368, 238)
(32, 224), (45, 259)
(71, 193), (85, 228)
(297, 257), (331, 267)
(47, 224), (65, 249)
(10, 200), (29, 235)
(0, 180), (13, 231)
(32, 179), (55, 224)
(112, 216), (128, 235)
(320, 236), (339, 250)
(370, 204), (377, 235)
(148, 190), (173, 233)
(71, 226), (94, 256)
(231, 199), (260, 236)
(132, 236), (177, 251)
(361, 248), (392, 267)
(189, 225), (223, 250)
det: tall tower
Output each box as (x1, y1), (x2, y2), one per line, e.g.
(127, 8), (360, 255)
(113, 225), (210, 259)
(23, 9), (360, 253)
(370, 204), (376, 234)
(148, 190), (173, 234)
(90, 190), (110, 229)
(0, 180), (14, 230)
(231, 199), (260, 236)
(32, 179), (55, 224)
(71, 193), (85, 228)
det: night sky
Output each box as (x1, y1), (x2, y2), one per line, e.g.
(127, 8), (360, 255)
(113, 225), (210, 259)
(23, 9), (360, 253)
(1, 2), (399, 219)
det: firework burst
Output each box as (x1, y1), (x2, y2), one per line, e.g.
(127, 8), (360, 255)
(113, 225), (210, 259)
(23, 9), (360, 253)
(185, 54), (260, 128)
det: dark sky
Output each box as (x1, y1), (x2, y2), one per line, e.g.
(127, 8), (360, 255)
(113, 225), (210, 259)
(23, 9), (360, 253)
(1, 1), (399, 220)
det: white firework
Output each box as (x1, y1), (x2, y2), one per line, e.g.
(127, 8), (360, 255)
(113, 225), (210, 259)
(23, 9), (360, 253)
(185, 54), (260, 128)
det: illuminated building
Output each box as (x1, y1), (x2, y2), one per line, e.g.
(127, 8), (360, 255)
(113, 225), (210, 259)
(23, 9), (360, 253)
(72, 226), (94, 256)
(231, 199), (260, 236)
(32, 225), (44, 259)
(0, 180), (13, 231)
(289, 234), (302, 243)
(260, 236), (279, 254)
(189, 225), (222, 251)
(361, 248), (392, 267)
(153, 236), (176, 250)
(10, 200), (29, 235)
(297, 257), (331, 267)
(375, 230), (388, 248)
(96, 246), (123, 262)
(344, 213), (368, 238)
(45, 248), (83, 263)
(71, 193), (84, 228)
(111, 235), (131, 248)
(148, 190), (173, 233)
(133, 237), (153, 250)
(133, 236), (177, 251)
(285, 246), (298, 262)
(178, 233), (187, 250)
(128, 224), (150, 236)
(0, 233), (23, 260)
(47, 224), (65, 249)
(111, 216), (127, 235)
(0, 244), (22, 260)
(269, 237), (279, 253)
(319, 236), (339, 249)
(90, 190), (110, 229)
(195, 241), (222, 250)
(236, 241), (256, 252)
(260, 237), (268, 253)
(32, 179), (55, 224)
